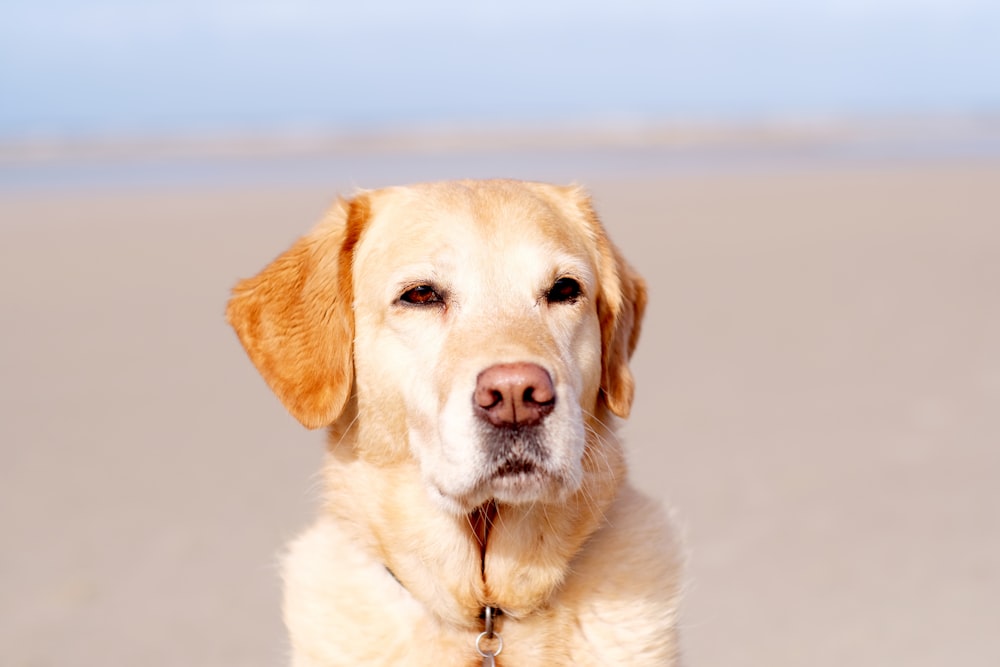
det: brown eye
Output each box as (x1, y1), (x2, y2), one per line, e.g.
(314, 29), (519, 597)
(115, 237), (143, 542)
(546, 277), (582, 304)
(399, 285), (443, 305)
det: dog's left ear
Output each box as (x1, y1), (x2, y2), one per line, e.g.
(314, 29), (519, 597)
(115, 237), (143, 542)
(558, 187), (648, 418)
(596, 232), (647, 419)
(226, 195), (369, 429)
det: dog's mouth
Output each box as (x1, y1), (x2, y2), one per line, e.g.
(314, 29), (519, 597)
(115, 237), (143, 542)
(494, 458), (538, 478)
(439, 457), (558, 513)
(432, 418), (583, 512)
(472, 422), (569, 504)
(483, 454), (564, 505)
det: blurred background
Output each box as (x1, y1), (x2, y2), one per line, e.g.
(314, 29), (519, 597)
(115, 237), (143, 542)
(1, 1), (998, 665)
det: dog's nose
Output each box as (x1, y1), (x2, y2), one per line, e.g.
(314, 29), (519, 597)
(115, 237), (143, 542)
(474, 363), (555, 427)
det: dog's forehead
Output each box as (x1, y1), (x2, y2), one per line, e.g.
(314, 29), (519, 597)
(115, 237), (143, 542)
(355, 181), (592, 269)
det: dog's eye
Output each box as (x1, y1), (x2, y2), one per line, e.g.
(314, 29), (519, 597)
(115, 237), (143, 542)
(399, 285), (443, 305)
(546, 277), (582, 304)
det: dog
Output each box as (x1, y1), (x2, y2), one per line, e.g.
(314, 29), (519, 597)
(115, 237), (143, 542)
(227, 179), (683, 665)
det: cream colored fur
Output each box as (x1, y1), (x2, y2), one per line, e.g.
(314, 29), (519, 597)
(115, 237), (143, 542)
(227, 180), (683, 666)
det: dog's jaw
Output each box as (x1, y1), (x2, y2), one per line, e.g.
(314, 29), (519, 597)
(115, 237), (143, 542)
(411, 370), (590, 515)
(486, 462), (561, 504)
(431, 466), (574, 517)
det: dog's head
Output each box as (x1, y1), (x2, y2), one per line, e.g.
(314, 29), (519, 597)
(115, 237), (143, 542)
(227, 180), (645, 514)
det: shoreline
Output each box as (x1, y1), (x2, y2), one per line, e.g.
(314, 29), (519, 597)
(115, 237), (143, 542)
(4, 115), (1000, 193)
(4, 113), (1000, 163)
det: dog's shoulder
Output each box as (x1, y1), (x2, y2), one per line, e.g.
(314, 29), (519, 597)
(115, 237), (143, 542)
(283, 519), (475, 666)
(556, 484), (685, 664)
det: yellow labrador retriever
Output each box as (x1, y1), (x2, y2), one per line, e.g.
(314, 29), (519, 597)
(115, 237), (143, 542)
(227, 180), (683, 666)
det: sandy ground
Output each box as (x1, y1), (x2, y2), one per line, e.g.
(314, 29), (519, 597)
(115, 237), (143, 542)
(1, 155), (998, 666)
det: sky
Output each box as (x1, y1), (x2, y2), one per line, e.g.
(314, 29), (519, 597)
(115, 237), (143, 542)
(2, 0), (999, 140)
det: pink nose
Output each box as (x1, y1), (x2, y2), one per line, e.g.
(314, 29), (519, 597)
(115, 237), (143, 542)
(474, 363), (555, 427)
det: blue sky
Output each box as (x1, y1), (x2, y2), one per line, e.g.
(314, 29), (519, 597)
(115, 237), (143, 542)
(2, 0), (999, 139)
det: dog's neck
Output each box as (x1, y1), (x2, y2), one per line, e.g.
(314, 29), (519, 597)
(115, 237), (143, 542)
(469, 499), (497, 573)
(322, 415), (625, 629)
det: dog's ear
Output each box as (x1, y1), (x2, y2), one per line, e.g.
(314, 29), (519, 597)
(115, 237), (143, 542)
(558, 187), (647, 418)
(597, 241), (647, 418)
(226, 195), (369, 429)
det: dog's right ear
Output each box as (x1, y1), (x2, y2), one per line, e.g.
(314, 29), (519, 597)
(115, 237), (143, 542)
(226, 195), (369, 429)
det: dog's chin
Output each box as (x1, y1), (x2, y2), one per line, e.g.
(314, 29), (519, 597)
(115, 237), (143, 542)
(488, 462), (560, 503)
(431, 464), (577, 515)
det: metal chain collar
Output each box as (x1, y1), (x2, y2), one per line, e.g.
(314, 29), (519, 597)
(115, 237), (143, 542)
(475, 606), (503, 666)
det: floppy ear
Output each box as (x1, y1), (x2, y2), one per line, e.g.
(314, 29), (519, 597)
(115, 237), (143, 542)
(598, 242), (647, 418)
(566, 188), (648, 418)
(226, 195), (369, 429)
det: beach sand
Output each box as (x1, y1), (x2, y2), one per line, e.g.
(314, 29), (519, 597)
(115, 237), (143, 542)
(1, 153), (998, 665)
